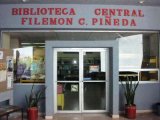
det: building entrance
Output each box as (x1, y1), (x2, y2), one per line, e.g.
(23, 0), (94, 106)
(54, 48), (109, 113)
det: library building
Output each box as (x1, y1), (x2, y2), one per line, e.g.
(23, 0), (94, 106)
(0, 0), (160, 120)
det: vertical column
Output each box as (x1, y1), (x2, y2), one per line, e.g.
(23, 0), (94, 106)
(2, 33), (10, 49)
(0, 31), (2, 48)
(45, 41), (54, 119)
(111, 40), (119, 118)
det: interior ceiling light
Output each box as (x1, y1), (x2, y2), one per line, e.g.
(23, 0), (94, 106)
(22, 0), (29, 2)
(139, 0), (145, 4)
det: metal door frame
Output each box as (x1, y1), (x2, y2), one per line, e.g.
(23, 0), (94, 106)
(54, 48), (109, 113)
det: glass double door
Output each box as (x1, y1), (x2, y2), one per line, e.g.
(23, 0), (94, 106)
(54, 48), (109, 113)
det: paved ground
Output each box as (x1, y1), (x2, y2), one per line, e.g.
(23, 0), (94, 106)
(1, 112), (160, 120)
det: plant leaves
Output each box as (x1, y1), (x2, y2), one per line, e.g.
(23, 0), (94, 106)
(120, 76), (139, 106)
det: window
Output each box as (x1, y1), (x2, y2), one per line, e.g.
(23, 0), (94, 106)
(119, 33), (159, 82)
(13, 47), (45, 83)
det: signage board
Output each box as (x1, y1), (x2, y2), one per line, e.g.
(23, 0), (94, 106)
(0, 4), (160, 30)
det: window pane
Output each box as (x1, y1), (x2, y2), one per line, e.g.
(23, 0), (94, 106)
(119, 33), (159, 69)
(140, 71), (158, 81)
(83, 52), (106, 81)
(119, 33), (159, 82)
(57, 52), (79, 81)
(57, 83), (79, 110)
(84, 82), (105, 110)
(14, 47), (45, 83)
(142, 34), (159, 68)
(119, 34), (143, 69)
(119, 71), (138, 81)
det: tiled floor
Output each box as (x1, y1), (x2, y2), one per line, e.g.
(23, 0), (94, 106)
(2, 113), (160, 120)
(51, 113), (160, 120)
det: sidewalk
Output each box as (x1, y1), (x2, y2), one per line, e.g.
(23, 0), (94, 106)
(1, 112), (160, 120)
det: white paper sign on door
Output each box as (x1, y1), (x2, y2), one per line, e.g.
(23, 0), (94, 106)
(0, 51), (3, 59)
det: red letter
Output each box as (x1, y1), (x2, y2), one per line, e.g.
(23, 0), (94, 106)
(138, 10), (144, 17)
(21, 18), (28, 25)
(114, 19), (119, 26)
(124, 9), (130, 16)
(92, 18), (98, 25)
(102, 9), (108, 16)
(62, 8), (68, 15)
(95, 8), (100, 15)
(122, 19), (128, 26)
(23, 8), (30, 15)
(12, 8), (18, 15)
(131, 10), (137, 17)
(34, 18), (40, 25)
(70, 8), (76, 15)
(42, 18), (48, 25)
(55, 8), (61, 15)
(130, 19), (136, 26)
(58, 18), (65, 25)
(48, 8), (54, 15)
(117, 9), (123, 16)
(79, 18), (85, 25)
(40, 8), (47, 15)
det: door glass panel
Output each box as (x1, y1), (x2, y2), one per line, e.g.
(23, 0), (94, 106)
(57, 52), (79, 111)
(57, 52), (79, 81)
(83, 51), (106, 111)
(56, 49), (107, 112)
(83, 82), (106, 110)
(57, 83), (79, 110)
(83, 52), (106, 81)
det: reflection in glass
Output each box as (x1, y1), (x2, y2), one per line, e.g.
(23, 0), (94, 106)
(119, 33), (159, 82)
(119, 71), (138, 81)
(83, 52), (105, 80)
(142, 33), (159, 69)
(119, 33), (159, 69)
(84, 82), (105, 110)
(57, 52), (79, 81)
(140, 71), (158, 81)
(119, 34), (143, 69)
(142, 56), (158, 69)
(57, 83), (79, 110)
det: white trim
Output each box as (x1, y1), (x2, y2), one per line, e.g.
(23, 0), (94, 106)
(1, 30), (159, 33)
(56, 81), (79, 83)
(119, 109), (153, 114)
(45, 116), (53, 119)
(105, 49), (109, 112)
(119, 81), (159, 84)
(54, 49), (58, 114)
(112, 114), (120, 118)
(83, 80), (106, 82)
(57, 110), (107, 113)
(137, 110), (152, 113)
(14, 83), (45, 85)
(80, 50), (83, 112)
(119, 68), (159, 83)
(82, 110), (107, 113)
(119, 68), (159, 71)
(138, 81), (159, 84)
(57, 111), (81, 113)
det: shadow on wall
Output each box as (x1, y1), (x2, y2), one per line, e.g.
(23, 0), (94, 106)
(119, 85), (125, 111)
